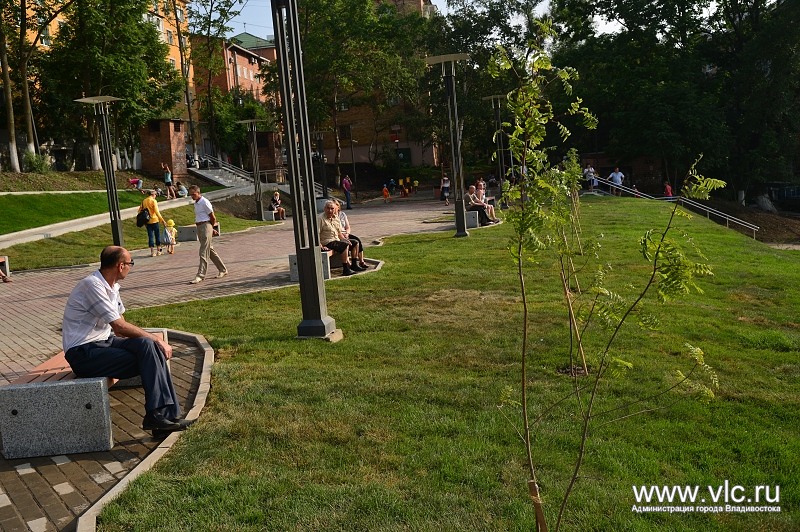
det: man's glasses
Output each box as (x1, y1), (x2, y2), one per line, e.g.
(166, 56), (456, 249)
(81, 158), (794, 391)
(123, 261), (135, 266)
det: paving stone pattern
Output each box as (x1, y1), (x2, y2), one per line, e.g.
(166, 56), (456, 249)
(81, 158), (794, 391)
(0, 196), (454, 385)
(0, 338), (202, 531)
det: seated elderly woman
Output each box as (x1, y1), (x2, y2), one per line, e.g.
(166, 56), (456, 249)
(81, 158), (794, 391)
(318, 200), (364, 276)
(335, 203), (368, 270)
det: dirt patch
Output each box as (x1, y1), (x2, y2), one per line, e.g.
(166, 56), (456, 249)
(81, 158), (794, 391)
(214, 193), (283, 220)
(699, 199), (800, 244)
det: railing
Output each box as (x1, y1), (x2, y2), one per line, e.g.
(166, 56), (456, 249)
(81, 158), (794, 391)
(591, 176), (759, 239)
(203, 155), (253, 181)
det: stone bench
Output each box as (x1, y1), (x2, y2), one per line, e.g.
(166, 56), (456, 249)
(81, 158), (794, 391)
(465, 210), (479, 228)
(0, 329), (168, 459)
(263, 210), (276, 222)
(289, 250), (332, 282)
(176, 223), (221, 242)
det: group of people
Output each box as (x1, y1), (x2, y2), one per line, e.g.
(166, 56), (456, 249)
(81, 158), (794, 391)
(318, 200), (369, 276)
(128, 176), (187, 199)
(465, 183), (500, 226)
(584, 163), (675, 197)
(136, 185), (228, 284)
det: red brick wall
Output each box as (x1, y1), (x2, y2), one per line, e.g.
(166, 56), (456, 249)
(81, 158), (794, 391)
(140, 119), (187, 178)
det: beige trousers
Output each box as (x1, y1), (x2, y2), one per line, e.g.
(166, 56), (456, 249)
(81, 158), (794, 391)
(196, 223), (226, 279)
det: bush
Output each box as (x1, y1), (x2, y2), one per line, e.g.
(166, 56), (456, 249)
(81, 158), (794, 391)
(23, 152), (52, 174)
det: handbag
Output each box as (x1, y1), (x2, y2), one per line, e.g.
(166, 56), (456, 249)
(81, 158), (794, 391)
(136, 208), (151, 227)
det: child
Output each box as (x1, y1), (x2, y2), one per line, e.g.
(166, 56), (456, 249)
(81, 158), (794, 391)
(382, 184), (390, 203)
(165, 219), (177, 254)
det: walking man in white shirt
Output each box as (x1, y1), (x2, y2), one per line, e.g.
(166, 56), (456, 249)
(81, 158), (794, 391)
(188, 185), (228, 284)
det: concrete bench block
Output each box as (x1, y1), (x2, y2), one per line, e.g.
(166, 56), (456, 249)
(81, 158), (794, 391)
(177, 225), (198, 242)
(289, 251), (331, 282)
(0, 256), (8, 277)
(465, 210), (479, 229)
(177, 224), (221, 242)
(0, 378), (112, 459)
(263, 210), (276, 221)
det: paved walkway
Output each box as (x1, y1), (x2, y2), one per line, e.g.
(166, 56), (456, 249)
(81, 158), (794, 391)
(0, 193), (456, 385)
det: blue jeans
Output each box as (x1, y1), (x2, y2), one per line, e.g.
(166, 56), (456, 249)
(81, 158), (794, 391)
(65, 336), (181, 418)
(344, 189), (352, 209)
(146, 222), (162, 248)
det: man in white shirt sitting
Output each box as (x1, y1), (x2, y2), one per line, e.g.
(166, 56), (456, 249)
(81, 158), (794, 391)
(63, 246), (190, 433)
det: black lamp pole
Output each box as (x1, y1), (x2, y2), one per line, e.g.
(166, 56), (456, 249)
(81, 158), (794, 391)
(75, 96), (124, 246)
(349, 124), (358, 200)
(238, 119), (266, 221)
(482, 94), (506, 193)
(426, 54), (470, 238)
(272, 0), (337, 339)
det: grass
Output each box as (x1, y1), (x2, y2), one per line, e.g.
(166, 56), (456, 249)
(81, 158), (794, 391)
(0, 191), (172, 234)
(2, 206), (270, 270)
(94, 197), (797, 531)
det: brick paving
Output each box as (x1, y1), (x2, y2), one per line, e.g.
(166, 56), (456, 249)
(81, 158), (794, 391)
(0, 336), (204, 531)
(0, 192), (464, 530)
(0, 193), (455, 385)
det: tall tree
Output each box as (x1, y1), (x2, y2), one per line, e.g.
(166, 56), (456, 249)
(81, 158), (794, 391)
(37, 0), (182, 169)
(290, 0), (429, 180)
(1, 0), (75, 170)
(187, 0), (241, 157)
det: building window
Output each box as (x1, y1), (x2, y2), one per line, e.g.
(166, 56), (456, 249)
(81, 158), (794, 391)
(174, 121), (182, 132)
(175, 7), (184, 21)
(170, 58), (176, 69)
(152, 0), (159, 14)
(337, 100), (349, 112)
(167, 30), (174, 44)
(41, 26), (51, 46)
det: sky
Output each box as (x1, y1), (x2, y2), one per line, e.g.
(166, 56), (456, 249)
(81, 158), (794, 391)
(226, 0), (450, 38)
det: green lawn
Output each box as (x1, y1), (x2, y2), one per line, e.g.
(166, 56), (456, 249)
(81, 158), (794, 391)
(0, 191), (166, 234)
(1, 206), (270, 270)
(96, 197), (798, 531)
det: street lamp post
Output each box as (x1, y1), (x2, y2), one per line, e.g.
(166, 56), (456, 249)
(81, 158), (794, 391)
(75, 96), (124, 246)
(482, 94), (507, 200)
(238, 119), (266, 221)
(350, 140), (358, 200)
(426, 54), (470, 237)
(272, 0), (338, 339)
(312, 131), (328, 199)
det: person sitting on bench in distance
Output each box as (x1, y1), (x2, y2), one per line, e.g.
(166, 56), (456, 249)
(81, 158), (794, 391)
(335, 202), (368, 270)
(464, 185), (497, 226)
(62, 246), (191, 433)
(475, 182), (499, 222)
(318, 200), (364, 275)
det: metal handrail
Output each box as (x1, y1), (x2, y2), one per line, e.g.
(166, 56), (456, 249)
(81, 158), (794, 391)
(204, 155), (253, 181)
(591, 176), (759, 239)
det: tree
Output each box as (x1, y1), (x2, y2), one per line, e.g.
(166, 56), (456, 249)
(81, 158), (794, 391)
(290, 0), (428, 181)
(37, 0), (182, 170)
(1, 0), (76, 171)
(187, 0), (241, 157)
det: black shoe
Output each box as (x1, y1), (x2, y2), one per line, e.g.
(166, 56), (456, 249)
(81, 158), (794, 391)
(169, 418), (196, 429)
(358, 262), (369, 270)
(342, 267), (355, 276)
(349, 262), (365, 271)
(143, 412), (184, 432)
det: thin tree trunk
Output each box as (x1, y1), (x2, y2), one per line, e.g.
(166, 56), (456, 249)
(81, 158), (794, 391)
(0, 29), (21, 172)
(171, 0), (198, 157)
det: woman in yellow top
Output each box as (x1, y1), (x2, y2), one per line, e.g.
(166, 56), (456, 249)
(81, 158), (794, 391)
(139, 189), (167, 256)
